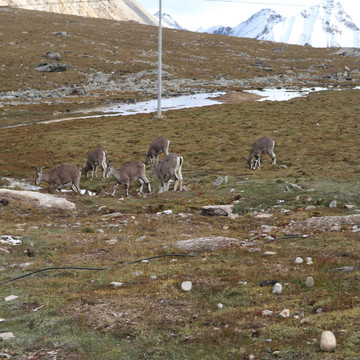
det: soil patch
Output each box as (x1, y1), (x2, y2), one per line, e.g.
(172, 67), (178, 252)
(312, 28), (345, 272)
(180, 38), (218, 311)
(212, 91), (264, 104)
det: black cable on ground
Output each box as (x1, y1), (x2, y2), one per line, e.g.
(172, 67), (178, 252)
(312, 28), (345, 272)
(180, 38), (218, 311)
(0, 254), (195, 286)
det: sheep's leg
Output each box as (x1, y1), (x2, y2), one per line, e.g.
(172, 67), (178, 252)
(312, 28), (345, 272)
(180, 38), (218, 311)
(161, 180), (167, 192)
(94, 164), (98, 179)
(174, 179), (179, 191)
(270, 151), (276, 164)
(141, 176), (151, 193)
(125, 182), (130, 197)
(111, 183), (119, 196)
(250, 157), (255, 170)
(74, 183), (81, 193)
(177, 168), (183, 191)
(101, 164), (106, 179)
(138, 178), (144, 194)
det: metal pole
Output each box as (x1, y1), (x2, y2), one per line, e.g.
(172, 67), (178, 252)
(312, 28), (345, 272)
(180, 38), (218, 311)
(157, 0), (162, 118)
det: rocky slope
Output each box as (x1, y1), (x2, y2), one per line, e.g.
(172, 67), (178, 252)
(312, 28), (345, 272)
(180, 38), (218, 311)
(0, 0), (157, 25)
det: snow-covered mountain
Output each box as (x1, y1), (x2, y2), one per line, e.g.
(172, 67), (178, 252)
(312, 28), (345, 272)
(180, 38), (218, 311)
(203, 0), (360, 48)
(155, 12), (184, 30)
(230, 9), (286, 39)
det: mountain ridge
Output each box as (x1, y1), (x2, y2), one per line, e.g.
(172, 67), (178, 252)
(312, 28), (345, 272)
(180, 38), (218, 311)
(202, 0), (360, 48)
(0, 0), (157, 25)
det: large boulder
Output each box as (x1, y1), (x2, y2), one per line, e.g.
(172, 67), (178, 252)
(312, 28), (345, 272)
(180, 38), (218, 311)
(34, 62), (67, 72)
(0, 189), (75, 210)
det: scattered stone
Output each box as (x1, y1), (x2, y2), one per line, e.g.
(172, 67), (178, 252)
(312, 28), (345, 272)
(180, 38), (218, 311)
(213, 176), (228, 186)
(0, 198), (9, 206)
(306, 276), (314, 287)
(100, 212), (124, 220)
(315, 308), (323, 314)
(0, 332), (15, 340)
(34, 62), (67, 72)
(272, 283), (282, 294)
(44, 52), (62, 61)
(248, 248), (261, 253)
(289, 183), (303, 190)
(106, 239), (118, 245)
(149, 275), (157, 280)
(69, 86), (87, 96)
(262, 309), (273, 316)
(0, 189), (75, 210)
(279, 309), (290, 318)
(345, 204), (356, 209)
(254, 213), (273, 219)
(285, 214), (360, 232)
(181, 281), (192, 292)
(295, 257), (304, 264)
(320, 331), (336, 352)
(260, 224), (279, 233)
(24, 248), (35, 257)
(0, 235), (22, 246)
(5, 295), (19, 301)
(110, 282), (123, 288)
(329, 200), (337, 208)
(202, 204), (239, 219)
(0, 318), (5, 323)
(332, 266), (354, 272)
(156, 209), (172, 215)
(19, 262), (32, 269)
(53, 31), (67, 36)
(306, 257), (313, 265)
(174, 236), (240, 252)
(260, 280), (278, 287)
(217, 303), (223, 309)
(264, 251), (277, 255)
(249, 355), (255, 360)
(132, 271), (143, 276)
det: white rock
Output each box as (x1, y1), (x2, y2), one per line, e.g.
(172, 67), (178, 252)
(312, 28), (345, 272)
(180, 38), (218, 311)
(0, 318), (5, 323)
(181, 281), (192, 292)
(295, 257), (304, 264)
(272, 283), (282, 295)
(320, 331), (336, 352)
(150, 275), (157, 280)
(110, 282), (123, 288)
(306, 276), (314, 287)
(217, 303), (223, 309)
(0, 332), (15, 340)
(262, 309), (273, 316)
(4, 295), (19, 301)
(264, 251), (277, 255)
(156, 209), (173, 215)
(106, 239), (118, 245)
(306, 257), (313, 265)
(329, 200), (337, 208)
(249, 355), (255, 360)
(0, 235), (22, 246)
(132, 271), (143, 276)
(279, 309), (290, 318)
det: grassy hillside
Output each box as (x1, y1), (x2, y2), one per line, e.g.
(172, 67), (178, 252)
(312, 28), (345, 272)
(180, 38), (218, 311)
(0, 7), (360, 360)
